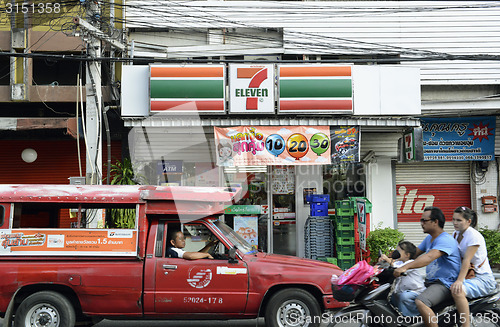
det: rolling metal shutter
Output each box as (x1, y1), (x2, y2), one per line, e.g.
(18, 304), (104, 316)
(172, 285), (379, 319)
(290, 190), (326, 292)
(395, 162), (471, 246)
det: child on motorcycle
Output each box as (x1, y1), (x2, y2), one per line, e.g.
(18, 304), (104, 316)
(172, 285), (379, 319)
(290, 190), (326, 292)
(380, 240), (426, 316)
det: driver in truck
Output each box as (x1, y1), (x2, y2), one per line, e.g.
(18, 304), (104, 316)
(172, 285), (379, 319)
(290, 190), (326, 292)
(167, 229), (217, 260)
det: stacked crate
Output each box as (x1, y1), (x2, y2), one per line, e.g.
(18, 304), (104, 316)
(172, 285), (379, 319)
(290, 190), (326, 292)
(309, 194), (329, 217)
(334, 200), (356, 270)
(304, 216), (334, 260)
(304, 194), (333, 260)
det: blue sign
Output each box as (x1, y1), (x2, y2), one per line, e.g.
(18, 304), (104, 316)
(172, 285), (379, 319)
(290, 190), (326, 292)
(421, 117), (495, 161)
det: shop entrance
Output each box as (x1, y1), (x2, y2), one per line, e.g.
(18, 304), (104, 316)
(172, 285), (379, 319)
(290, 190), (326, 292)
(222, 165), (297, 256)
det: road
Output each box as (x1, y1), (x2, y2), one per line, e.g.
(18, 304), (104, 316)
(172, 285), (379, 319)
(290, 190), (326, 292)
(0, 316), (358, 326)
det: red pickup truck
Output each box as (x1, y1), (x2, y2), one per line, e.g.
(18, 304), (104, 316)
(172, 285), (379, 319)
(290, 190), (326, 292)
(0, 184), (346, 327)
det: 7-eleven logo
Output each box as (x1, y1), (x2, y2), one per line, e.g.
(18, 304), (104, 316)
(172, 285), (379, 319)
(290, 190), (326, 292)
(236, 67), (269, 110)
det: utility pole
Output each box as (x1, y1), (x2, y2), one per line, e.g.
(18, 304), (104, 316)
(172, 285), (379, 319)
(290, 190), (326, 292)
(85, 0), (102, 189)
(74, 1), (126, 227)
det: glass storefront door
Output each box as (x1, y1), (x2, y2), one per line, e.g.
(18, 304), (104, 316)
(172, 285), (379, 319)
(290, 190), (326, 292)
(271, 166), (296, 256)
(222, 165), (298, 256)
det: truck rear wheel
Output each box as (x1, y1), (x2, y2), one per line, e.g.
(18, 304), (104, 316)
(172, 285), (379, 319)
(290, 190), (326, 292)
(14, 290), (76, 327)
(265, 288), (321, 327)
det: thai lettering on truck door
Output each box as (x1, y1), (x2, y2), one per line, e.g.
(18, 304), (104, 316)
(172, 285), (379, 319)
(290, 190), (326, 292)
(154, 222), (249, 313)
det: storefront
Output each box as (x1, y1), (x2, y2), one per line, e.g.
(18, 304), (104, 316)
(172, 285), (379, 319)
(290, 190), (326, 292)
(122, 63), (421, 257)
(396, 116), (498, 245)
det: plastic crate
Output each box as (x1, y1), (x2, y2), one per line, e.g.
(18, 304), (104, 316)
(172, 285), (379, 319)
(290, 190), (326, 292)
(336, 244), (355, 254)
(336, 258), (356, 270)
(336, 208), (355, 217)
(307, 194), (330, 203)
(336, 236), (355, 246)
(311, 208), (328, 217)
(335, 229), (355, 238)
(334, 215), (354, 224)
(336, 222), (354, 231)
(338, 252), (355, 260)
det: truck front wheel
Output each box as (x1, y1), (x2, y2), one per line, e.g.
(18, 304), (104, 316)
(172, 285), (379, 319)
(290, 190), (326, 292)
(265, 288), (321, 327)
(14, 291), (76, 327)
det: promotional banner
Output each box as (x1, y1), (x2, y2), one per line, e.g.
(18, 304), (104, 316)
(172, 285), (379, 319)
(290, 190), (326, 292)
(421, 116), (495, 161)
(0, 229), (138, 256)
(214, 126), (331, 166)
(229, 64), (275, 113)
(330, 126), (360, 163)
(234, 216), (258, 250)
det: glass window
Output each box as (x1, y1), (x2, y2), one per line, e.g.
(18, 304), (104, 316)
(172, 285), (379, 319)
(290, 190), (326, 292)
(323, 163), (366, 207)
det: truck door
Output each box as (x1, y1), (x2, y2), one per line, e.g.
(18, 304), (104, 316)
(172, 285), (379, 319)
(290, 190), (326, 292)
(154, 221), (249, 314)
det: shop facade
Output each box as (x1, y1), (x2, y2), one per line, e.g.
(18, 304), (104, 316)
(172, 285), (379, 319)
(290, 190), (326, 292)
(122, 63), (421, 257)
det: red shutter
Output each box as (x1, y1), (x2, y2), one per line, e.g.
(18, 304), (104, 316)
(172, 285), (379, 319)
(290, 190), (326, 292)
(0, 140), (122, 227)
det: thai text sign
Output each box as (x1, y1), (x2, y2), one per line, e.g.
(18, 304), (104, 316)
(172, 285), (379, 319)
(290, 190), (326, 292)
(229, 64), (275, 113)
(421, 116), (495, 161)
(0, 229), (138, 256)
(215, 126), (331, 166)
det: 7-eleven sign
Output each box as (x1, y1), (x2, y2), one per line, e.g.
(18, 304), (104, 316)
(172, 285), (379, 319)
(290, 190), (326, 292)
(229, 64), (275, 113)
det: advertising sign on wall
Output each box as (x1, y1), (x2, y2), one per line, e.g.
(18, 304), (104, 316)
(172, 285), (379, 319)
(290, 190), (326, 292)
(421, 116), (495, 161)
(229, 64), (275, 114)
(150, 65), (226, 113)
(330, 126), (360, 163)
(214, 126), (331, 166)
(0, 229), (138, 256)
(396, 184), (471, 222)
(234, 216), (258, 250)
(278, 65), (353, 113)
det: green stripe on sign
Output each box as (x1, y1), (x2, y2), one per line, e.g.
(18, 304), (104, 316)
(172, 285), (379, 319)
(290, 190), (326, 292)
(280, 79), (352, 98)
(150, 80), (224, 99)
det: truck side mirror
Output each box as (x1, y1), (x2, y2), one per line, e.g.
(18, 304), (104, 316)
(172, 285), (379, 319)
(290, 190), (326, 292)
(228, 247), (238, 264)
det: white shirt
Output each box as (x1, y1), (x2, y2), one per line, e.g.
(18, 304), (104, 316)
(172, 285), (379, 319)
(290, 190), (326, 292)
(392, 260), (426, 294)
(453, 227), (492, 275)
(168, 247), (186, 258)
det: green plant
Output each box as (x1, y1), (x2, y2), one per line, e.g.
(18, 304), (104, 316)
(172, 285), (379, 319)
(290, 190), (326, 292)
(110, 157), (137, 185)
(480, 228), (500, 266)
(108, 158), (137, 229)
(366, 225), (405, 263)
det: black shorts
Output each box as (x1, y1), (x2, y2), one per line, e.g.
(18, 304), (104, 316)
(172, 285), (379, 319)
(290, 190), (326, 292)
(416, 282), (451, 308)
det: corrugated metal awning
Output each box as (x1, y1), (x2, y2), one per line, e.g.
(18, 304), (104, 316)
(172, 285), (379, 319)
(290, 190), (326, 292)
(124, 116), (420, 131)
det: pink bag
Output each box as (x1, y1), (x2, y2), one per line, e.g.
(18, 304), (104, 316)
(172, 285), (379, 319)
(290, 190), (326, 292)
(337, 260), (376, 286)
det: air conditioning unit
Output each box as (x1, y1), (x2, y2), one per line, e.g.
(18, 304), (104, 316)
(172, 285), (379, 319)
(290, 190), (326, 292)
(244, 55), (281, 62)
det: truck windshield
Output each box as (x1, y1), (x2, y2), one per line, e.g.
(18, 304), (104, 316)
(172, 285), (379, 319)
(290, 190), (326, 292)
(214, 221), (256, 255)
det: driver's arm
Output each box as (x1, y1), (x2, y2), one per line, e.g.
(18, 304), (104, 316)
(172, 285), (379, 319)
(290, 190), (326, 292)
(183, 251), (213, 260)
(199, 239), (218, 253)
(394, 249), (443, 277)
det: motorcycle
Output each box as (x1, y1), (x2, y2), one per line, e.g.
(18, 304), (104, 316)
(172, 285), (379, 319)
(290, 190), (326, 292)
(328, 262), (500, 327)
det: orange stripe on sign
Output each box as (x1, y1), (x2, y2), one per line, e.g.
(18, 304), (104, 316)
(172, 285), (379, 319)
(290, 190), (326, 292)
(280, 66), (351, 77)
(151, 100), (225, 111)
(237, 68), (262, 78)
(151, 66), (224, 78)
(280, 99), (352, 111)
